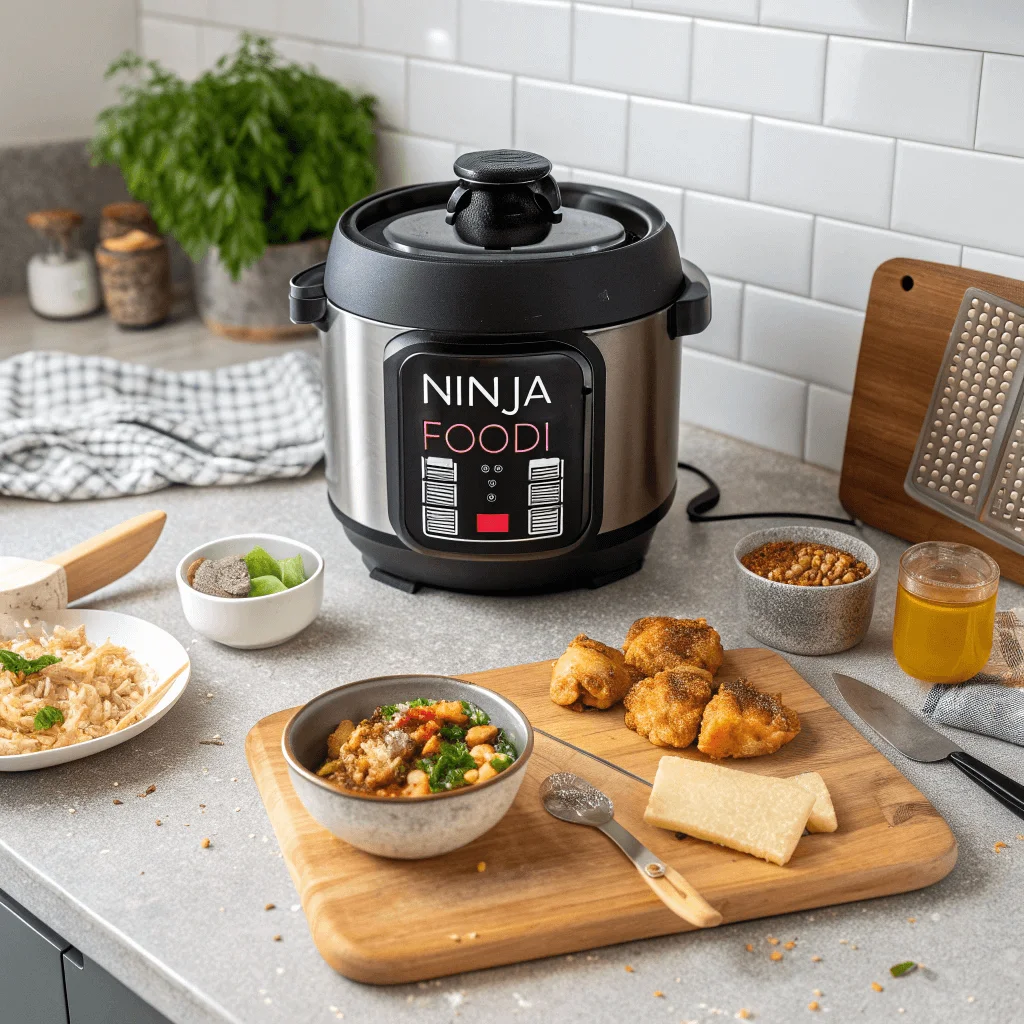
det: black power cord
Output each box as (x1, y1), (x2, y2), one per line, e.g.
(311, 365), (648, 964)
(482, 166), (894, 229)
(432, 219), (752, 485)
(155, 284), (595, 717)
(678, 461), (859, 526)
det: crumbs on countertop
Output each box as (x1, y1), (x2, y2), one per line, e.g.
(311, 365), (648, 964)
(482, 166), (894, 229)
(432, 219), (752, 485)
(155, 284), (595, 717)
(201, 837), (211, 849)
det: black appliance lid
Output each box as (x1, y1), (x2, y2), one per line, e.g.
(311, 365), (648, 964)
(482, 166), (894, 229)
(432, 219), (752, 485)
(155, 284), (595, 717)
(382, 206), (626, 258)
(322, 149), (692, 335)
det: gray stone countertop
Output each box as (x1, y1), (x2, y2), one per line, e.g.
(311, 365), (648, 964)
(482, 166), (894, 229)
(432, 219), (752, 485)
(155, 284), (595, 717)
(0, 299), (1021, 1024)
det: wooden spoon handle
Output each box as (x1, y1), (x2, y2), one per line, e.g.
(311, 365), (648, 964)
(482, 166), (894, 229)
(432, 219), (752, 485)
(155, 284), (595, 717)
(47, 510), (166, 602)
(647, 863), (723, 929)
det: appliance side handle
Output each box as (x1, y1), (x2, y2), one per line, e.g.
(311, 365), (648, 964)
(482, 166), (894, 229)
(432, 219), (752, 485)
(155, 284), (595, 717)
(667, 260), (712, 339)
(289, 261), (329, 328)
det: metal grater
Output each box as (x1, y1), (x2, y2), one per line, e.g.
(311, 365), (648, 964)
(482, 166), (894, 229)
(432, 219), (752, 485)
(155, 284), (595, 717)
(906, 288), (1024, 552)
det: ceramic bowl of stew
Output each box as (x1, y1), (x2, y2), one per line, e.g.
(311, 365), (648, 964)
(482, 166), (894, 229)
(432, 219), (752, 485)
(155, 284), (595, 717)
(282, 675), (534, 859)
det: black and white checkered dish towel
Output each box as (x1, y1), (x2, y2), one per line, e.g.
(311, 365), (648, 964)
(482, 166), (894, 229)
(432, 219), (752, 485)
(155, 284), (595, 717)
(0, 350), (324, 500)
(923, 609), (1024, 747)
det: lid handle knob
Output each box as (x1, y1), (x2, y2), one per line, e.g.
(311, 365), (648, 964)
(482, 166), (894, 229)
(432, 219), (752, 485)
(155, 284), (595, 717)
(445, 150), (562, 249)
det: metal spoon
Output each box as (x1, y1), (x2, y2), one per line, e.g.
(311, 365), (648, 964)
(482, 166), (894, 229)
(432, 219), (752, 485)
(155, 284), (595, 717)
(540, 772), (722, 929)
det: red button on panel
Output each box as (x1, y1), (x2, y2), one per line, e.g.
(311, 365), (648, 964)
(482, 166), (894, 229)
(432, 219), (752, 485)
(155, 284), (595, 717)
(476, 513), (509, 533)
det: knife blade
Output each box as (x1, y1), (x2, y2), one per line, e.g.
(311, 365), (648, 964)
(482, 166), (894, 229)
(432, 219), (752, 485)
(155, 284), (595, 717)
(833, 673), (959, 762)
(833, 672), (1024, 820)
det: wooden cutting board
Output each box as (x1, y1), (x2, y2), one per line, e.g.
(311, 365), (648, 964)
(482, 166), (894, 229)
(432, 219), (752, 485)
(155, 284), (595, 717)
(246, 649), (956, 984)
(840, 257), (1024, 583)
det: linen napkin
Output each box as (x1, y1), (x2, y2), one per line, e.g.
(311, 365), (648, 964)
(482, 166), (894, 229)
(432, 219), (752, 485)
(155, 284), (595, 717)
(922, 608), (1024, 747)
(0, 350), (323, 500)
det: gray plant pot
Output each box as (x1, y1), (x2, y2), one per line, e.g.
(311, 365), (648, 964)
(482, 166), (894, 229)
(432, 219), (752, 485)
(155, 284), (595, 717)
(194, 237), (329, 341)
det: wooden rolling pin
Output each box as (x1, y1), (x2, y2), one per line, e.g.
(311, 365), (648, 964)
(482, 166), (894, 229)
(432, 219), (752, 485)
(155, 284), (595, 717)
(0, 511), (166, 614)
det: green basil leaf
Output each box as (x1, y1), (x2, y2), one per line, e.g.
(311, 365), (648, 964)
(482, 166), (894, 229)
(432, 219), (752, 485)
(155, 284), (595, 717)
(889, 961), (917, 978)
(33, 706), (65, 731)
(0, 650), (61, 676)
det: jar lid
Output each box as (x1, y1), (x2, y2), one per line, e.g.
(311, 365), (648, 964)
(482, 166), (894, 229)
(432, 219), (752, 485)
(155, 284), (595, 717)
(898, 541), (1000, 604)
(320, 149), (706, 335)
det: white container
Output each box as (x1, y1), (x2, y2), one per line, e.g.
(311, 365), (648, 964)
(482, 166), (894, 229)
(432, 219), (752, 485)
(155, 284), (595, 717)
(27, 251), (101, 318)
(176, 533), (324, 649)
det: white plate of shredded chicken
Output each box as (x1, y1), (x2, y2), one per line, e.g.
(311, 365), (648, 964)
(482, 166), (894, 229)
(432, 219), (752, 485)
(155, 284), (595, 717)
(0, 609), (190, 771)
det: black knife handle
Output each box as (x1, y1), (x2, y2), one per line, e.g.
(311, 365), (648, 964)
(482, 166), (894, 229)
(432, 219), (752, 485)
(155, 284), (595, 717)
(950, 751), (1024, 820)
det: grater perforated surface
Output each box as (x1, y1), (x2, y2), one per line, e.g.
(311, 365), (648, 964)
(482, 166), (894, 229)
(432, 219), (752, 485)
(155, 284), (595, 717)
(906, 288), (1024, 552)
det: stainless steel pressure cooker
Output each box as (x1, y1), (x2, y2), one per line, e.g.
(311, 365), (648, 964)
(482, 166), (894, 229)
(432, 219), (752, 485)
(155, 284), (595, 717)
(290, 149), (711, 593)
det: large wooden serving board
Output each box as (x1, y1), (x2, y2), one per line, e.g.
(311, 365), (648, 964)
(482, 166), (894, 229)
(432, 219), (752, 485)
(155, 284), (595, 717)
(246, 650), (957, 984)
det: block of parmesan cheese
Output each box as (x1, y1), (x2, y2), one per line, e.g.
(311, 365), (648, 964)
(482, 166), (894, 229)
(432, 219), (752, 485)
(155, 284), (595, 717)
(789, 772), (838, 833)
(644, 756), (815, 866)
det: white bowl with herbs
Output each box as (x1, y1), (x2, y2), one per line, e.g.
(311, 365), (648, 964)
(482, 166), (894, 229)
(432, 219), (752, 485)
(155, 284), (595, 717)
(176, 534), (323, 649)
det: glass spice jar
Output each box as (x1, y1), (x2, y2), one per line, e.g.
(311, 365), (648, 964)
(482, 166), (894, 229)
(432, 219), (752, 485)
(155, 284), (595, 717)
(892, 541), (1000, 684)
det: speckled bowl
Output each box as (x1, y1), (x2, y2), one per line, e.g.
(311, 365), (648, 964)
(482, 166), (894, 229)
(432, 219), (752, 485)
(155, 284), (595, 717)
(282, 675), (534, 859)
(734, 527), (880, 656)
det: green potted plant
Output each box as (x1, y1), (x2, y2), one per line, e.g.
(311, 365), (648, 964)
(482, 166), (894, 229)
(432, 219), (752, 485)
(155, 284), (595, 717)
(91, 33), (376, 339)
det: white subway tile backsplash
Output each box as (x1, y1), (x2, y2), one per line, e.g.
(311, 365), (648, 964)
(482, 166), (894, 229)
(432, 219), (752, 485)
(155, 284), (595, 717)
(627, 99), (751, 198)
(691, 21), (826, 123)
(573, 6), (690, 102)
(317, 46), (407, 130)
(824, 39), (981, 148)
(200, 26), (238, 70)
(140, 17), (200, 80)
(362, 0), (457, 60)
(636, 0), (758, 23)
(683, 192), (813, 295)
(751, 118), (895, 227)
(460, 0), (571, 80)
(961, 248), (1024, 283)
(142, 0), (207, 16)
(408, 62), (512, 147)
(681, 350), (808, 457)
(150, 0), (1024, 467)
(376, 130), (457, 189)
(812, 219), (960, 310)
(683, 276), (742, 359)
(976, 55), (1024, 159)
(568, 169), (684, 241)
(276, 0), (359, 45)
(275, 37), (318, 66)
(209, 0), (275, 32)
(892, 141), (1024, 257)
(804, 385), (852, 472)
(760, 0), (908, 42)
(907, 0), (1024, 59)
(515, 79), (628, 174)
(741, 286), (864, 392)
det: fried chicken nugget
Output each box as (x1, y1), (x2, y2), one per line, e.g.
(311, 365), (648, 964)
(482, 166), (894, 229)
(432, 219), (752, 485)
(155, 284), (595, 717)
(550, 634), (637, 710)
(623, 666), (714, 748)
(697, 678), (800, 759)
(623, 616), (724, 677)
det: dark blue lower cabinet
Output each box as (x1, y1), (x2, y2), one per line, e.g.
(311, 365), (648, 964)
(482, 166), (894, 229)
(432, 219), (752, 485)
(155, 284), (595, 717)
(0, 888), (171, 1024)
(0, 888), (70, 1024)
(62, 948), (171, 1024)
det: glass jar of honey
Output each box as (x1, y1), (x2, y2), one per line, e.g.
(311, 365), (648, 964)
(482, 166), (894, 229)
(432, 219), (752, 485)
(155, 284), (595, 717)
(892, 541), (999, 684)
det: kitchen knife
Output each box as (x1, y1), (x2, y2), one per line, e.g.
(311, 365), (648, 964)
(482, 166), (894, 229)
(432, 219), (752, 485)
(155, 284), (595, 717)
(834, 672), (1024, 820)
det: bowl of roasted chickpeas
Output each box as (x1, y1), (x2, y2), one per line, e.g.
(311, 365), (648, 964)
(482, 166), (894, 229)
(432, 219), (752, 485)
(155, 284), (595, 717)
(282, 675), (534, 859)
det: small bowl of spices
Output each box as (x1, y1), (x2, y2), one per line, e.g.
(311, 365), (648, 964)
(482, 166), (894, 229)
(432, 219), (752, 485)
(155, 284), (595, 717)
(734, 527), (879, 655)
(176, 534), (324, 649)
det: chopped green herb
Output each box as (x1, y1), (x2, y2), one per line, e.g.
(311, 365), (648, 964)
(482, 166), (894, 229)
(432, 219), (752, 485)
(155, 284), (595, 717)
(461, 700), (490, 726)
(0, 650), (61, 676)
(424, 742), (478, 792)
(380, 704), (400, 719)
(408, 698), (433, 708)
(494, 731), (518, 760)
(439, 723), (466, 742)
(889, 961), (917, 978)
(33, 706), (64, 731)
(490, 753), (513, 773)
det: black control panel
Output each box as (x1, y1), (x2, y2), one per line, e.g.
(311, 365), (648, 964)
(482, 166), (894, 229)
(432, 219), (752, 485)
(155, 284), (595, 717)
(384, 335), (602, 555)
